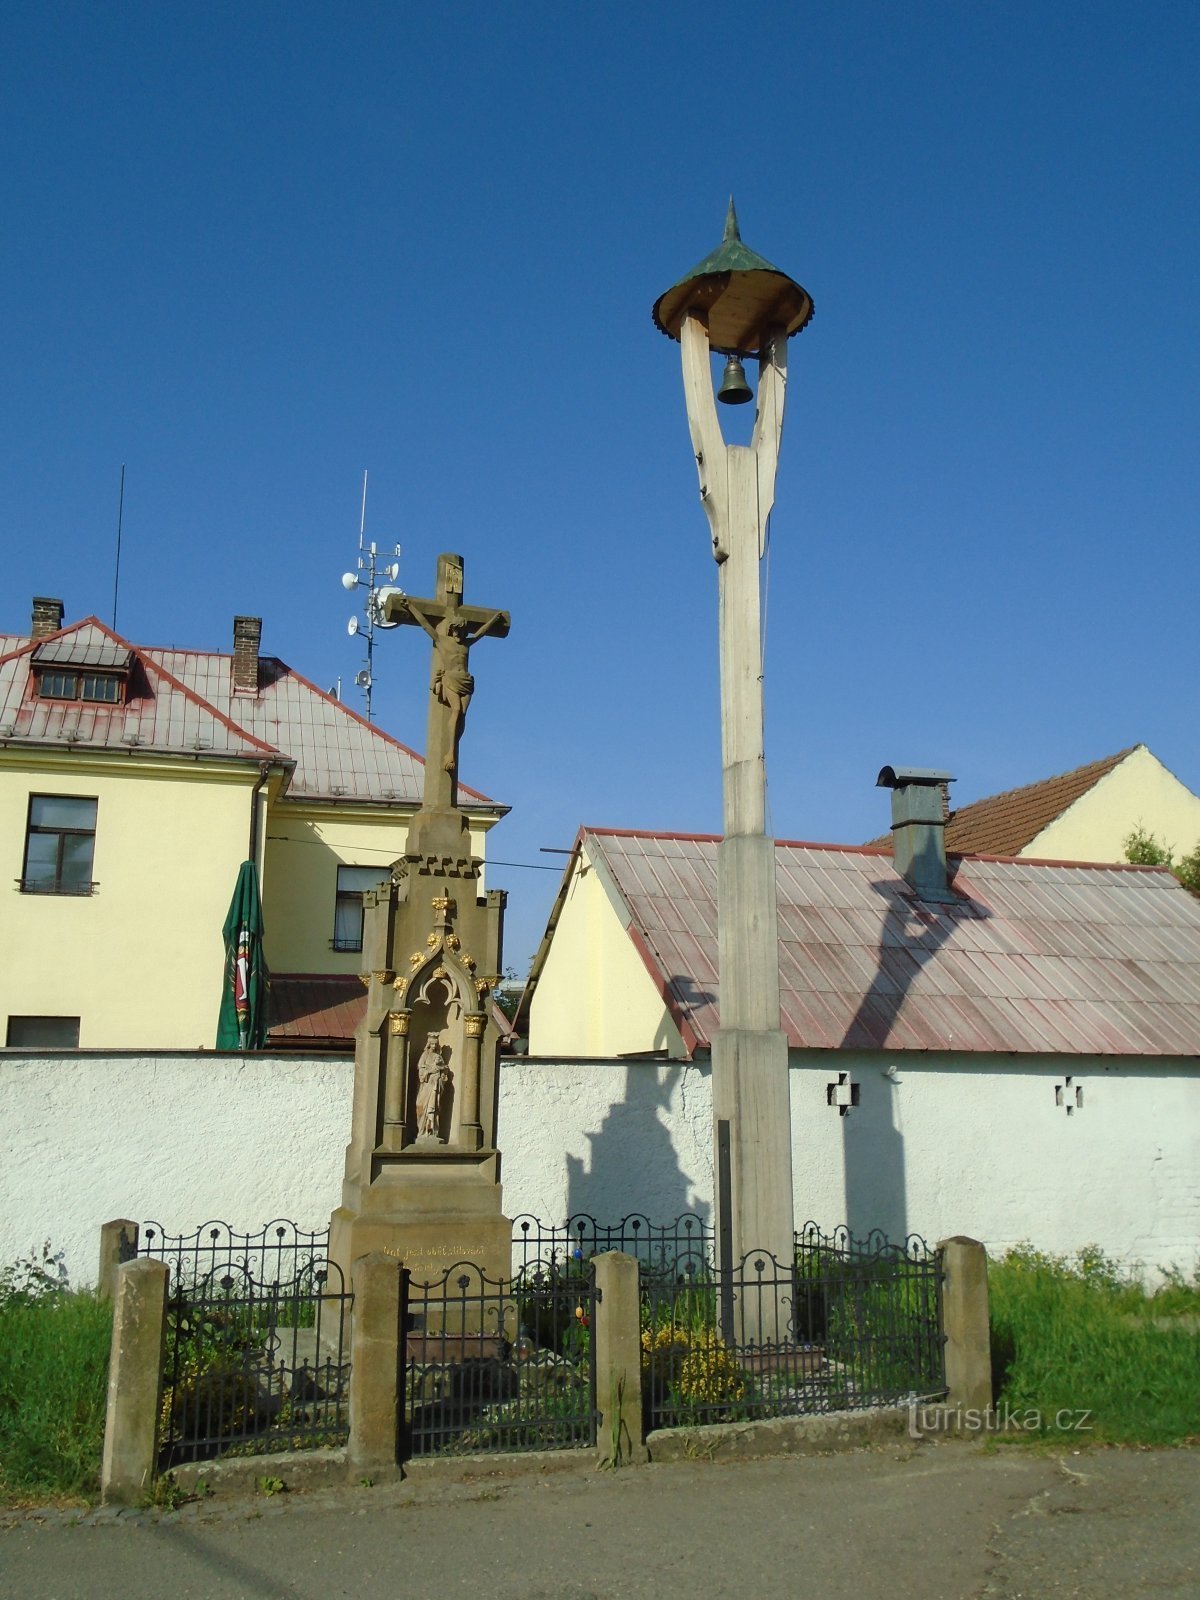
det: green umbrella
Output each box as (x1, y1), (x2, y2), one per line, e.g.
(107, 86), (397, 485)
(216, 860), (268, 1049)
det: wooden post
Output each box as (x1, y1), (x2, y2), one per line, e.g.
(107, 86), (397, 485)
(681, 313), (795, 1284)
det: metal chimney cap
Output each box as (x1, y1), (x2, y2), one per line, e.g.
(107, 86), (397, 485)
(876, 765), (955, 789)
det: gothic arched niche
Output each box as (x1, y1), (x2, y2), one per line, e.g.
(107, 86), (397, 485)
(402, 958), (476, 1144)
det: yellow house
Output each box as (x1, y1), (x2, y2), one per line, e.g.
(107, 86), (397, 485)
(0, 598), (504, 1049)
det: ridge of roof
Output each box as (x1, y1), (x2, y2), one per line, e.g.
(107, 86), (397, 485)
(0, 624), (71, 665)
(944, 745), (1140, 855)
(578, 824), (1163, 875)
(582, 824), (724, 844)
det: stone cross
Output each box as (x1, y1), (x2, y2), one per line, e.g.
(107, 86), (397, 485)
(382, 553), (510, 813)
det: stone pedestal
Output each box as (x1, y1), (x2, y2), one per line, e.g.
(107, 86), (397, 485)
(330, 1151), (512, 1289)
(329, 844), (511, 1297)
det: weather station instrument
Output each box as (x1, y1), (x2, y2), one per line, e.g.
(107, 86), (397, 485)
(339, 470), (403, 722)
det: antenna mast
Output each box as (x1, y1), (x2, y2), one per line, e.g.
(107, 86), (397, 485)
(112, 464), (126, 631)
(339, 470), (403, 722)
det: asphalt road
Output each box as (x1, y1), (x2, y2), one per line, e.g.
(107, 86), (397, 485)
(1, 1442), (1196, 1600)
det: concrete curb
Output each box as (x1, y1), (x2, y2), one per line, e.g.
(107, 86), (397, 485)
(1, 1405), (926, 1525)
(166, 1404), (916, 1500)
(168, 1443), (592, 1499)
(647, 1405), (912, 1462)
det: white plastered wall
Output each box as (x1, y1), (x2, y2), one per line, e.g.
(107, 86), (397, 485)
(1030, 745), (1200, 863)
(0, 1050), (1194, 1286)
(0, 1052), (353, 1285)
(528, 848), (686, 1058)
(789, 1051), (1199, 1270)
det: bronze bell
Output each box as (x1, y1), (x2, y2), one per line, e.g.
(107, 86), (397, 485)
(717, 354), (753, 405)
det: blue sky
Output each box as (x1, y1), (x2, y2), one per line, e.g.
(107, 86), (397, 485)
(3, 2), (1198, 970)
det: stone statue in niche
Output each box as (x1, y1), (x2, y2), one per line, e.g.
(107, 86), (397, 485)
(414, 1032), (451, 1143)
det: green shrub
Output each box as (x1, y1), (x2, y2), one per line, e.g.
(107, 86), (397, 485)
(1123, 825), (1200, 896)
(0, 1250), (112, 1501)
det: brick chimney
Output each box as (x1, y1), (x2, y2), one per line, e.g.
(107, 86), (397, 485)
(232, 615), (262, 693)
(31, 597), (65, 639)
(877, 765), (957, 903)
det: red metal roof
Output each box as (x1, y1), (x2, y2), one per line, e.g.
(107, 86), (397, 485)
(0, 620), (280, 762)
(576, 828), (1200, 1058)
(0, 617), (500, 809)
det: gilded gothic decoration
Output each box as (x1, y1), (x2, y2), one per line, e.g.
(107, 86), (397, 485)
(380, 892), (492, 1151)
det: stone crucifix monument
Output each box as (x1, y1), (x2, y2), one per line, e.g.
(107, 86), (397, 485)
(329, 552), (513, 1289)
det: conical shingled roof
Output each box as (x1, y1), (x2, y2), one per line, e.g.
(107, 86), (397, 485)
(652, 198), (814, 355)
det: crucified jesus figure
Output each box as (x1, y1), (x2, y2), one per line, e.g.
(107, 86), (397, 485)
(382, 554), (510, 811)
(402, 603), (505, 772)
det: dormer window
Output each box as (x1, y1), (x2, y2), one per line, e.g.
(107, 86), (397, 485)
(36, 669), (125, 704)
(31, 640), (134, 705)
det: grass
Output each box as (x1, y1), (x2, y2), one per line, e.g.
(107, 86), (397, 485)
(0, 1281), (113, 1502)
(988, 1245), (1200, 1447)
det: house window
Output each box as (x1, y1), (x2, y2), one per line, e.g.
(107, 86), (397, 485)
(34, 669), (125, 703)
(81, 673), (122, 703)
(6, 1015), (81, 1047)
(21, 795), (98, 894)
(332, 865), (390, 952)
(38, 670), (79, 699)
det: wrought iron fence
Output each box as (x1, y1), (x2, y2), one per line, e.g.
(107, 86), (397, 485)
(793, 1222), (946, 1410)
(512, 1212), (713, 1282)
(641, 1226), (945, 1433)
(135, 1220), (352, 1467)
(135, 1219), (333, 1288)
(405, 1259), (598, 1457)
(123, 1214), (943, 1465)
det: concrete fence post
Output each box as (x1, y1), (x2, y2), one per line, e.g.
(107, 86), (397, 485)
(593, 1251), (649, 1467)
(97, 1219), (139, 1302)
(100, 1257), (169, 1505)
(347, 1252), (405, 1478)
(937, 1235), (993, 1413)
